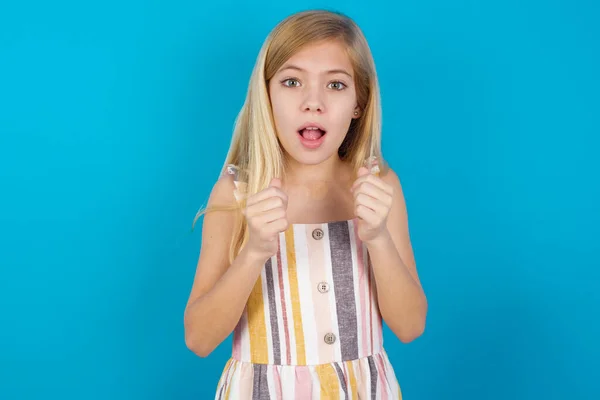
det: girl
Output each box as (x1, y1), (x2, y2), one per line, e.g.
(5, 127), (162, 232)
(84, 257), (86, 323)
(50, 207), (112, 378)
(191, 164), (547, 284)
(184, 9), (427, 399)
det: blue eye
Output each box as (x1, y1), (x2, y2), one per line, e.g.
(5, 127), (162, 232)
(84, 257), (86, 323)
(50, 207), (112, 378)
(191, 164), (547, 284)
(282, 78), (300, 87)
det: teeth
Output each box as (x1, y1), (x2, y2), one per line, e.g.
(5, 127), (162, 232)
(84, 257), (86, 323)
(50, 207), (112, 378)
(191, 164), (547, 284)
(304, 127), (320, 130)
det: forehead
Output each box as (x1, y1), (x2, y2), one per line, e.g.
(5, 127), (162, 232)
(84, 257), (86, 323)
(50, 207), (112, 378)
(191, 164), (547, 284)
(280, 40), (353, 74)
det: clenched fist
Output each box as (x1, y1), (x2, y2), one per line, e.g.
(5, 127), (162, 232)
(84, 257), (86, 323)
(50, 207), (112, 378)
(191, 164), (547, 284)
(243, 178), (289, 263)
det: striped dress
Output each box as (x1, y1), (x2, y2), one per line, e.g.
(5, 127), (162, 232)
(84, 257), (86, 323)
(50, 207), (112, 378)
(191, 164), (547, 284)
(215, 218), (402, 399)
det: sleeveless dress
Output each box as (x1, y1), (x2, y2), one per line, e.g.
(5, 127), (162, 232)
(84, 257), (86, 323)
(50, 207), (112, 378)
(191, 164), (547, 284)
(214, 216), (403, 399)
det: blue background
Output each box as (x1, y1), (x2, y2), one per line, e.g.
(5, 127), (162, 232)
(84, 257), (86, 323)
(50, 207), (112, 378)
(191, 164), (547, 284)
(1, 0), (598, 399)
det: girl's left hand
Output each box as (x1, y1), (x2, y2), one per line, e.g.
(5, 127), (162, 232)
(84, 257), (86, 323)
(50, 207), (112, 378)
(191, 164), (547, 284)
(350, 166), (394, 244)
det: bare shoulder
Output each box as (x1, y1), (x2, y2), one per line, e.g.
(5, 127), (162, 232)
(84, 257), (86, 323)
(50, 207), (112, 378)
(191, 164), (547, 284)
(379, 166), (402, 191)
(199, 171), (239, 252)
(205, 171), (238, 209)
(185, 172), (239, 308)
(380, 166), (406, 210)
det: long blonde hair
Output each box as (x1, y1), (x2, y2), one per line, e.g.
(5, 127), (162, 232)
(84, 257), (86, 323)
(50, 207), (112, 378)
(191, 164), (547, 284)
(193, 9), (388, 263)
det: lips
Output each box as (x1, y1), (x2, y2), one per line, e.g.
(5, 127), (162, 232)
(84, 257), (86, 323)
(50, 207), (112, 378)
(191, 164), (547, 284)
(297, 122), (326, 132)
(297, 122), (326, 140)
(297, 122), (327, 149)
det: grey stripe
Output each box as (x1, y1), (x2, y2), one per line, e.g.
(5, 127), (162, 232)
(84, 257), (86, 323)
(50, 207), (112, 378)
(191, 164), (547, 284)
(328, 221), (359, 361)
(217, 379), (225, 400)
(252, 364), (270, 400)
(218, 361), (233, 400)
(368, 356), (378, 400)
(333, 363), (349, 399)
(265, 258), (281, 364)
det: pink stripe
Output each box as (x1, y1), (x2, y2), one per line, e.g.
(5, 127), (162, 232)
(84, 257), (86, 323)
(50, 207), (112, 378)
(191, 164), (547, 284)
(232, 318), (241, 360)
(276, 235), (291, 365)
(376, 355), (390, 400)
(295, 366), (312, 400)
(372, 257), (383, 347)
(377, 282), (383, 347)
(218, 359), (233, 394)
(224, 361), (237, 398)
(342, 362), (351, 394)
(273, 365), (283, 400)
(353, 221), (369, 357)
(368, 262), (374, 354)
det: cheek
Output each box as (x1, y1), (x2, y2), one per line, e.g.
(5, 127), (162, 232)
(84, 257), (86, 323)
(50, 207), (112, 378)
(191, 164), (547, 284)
(269, 94), (286, 128)
(329, 98), (356, 127)
(270, 90), (291, 119)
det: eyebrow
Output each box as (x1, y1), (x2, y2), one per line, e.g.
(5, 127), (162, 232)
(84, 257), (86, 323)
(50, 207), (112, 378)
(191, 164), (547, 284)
(279, 64), (353, 79)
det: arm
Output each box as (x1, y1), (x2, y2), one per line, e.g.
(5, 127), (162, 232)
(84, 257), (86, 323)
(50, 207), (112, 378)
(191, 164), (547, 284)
(183, 175), (265, 357)
(352, 168), (427, 343)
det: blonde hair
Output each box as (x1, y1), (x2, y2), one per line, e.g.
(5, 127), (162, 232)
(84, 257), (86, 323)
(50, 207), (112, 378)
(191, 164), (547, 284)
(193, 9), (388, 262)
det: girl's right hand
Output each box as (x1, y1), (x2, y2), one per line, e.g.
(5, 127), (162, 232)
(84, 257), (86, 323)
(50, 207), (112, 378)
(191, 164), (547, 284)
(243, 178), (288, 263)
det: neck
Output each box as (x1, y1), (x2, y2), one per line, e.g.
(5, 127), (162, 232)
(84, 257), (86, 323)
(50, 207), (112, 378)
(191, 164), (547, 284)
(283, 154), (351, 186)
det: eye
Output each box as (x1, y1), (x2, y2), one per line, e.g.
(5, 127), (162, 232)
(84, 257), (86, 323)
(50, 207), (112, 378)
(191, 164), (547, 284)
(281, 78), (300, 87)
(328, 81), (347, 91)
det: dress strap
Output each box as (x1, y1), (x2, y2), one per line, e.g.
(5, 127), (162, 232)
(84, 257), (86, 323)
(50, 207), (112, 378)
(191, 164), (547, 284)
(223, 157), (378, 204)
(223, 164), (248, 203)
(364, 155), (381, 176)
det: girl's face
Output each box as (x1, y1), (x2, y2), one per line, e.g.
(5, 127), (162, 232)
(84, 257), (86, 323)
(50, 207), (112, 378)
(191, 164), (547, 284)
(268, 39), (361, 166)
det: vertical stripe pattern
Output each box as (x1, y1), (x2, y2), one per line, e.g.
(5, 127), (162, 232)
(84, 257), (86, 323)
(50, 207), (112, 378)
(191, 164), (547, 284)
(215, 218), (402, 399)
(252, 364), (269, 400)
(329, 221), (360, 361)
(264, 258), (281, 364)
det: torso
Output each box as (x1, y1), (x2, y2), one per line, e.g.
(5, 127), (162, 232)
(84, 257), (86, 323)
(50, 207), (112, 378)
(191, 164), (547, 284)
(214, 161), (402, 398)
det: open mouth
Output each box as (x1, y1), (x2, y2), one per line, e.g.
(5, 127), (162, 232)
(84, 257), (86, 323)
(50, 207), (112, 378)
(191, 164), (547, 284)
(298, 126), (326, 140)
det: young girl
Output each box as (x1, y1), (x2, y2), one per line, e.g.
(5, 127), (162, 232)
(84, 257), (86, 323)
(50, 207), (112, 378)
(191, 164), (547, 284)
(184, 9), (427, 399)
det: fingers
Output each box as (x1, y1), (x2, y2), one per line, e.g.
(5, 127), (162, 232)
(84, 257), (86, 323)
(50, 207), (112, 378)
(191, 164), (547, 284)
(245, 181), (288, 209)
(266, 216), (289, 235)
(249, 195), (287, 215)
(259, 205), (287, 225)
(244, 178), (289, 236)
(355, 203), (378, 223)
(352, 181), (392, 208)
(352, 176), (393, 197)
(269, 177), (282, 188)
(357, 166), (370, 178)
(354, 192), (387, 215)
(248, 204), (288, 242)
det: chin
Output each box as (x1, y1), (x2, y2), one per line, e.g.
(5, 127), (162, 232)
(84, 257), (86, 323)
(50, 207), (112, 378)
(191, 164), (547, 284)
(285, 147), (340, 166)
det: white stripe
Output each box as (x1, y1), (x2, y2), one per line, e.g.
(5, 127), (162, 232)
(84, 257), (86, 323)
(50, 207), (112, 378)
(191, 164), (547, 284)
(363, 360), (372, 399)
(293, 225), (319, 365)
(281, 366), (296, 400)
(386, 354), (401, 398)
(362, 241), (372, 353)
(224, 361), (240, 398)
(280, 230), (297, 365)
(266, 365), (276, 398)
(224, 361), (237, 394)
(348, 219), (363, 358)
(370, 262), (382, 353)
(261, 265), (274, 364)
(310, 366), (320, 400)
(344, 363), (354, 400)
(337, 367), (346, 400)
(322, 223), (342, 362)
(240, 309), (250, 361)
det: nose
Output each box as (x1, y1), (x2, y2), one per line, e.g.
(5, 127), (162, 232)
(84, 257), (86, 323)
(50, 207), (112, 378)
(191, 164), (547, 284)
(301, 86), (325, 113)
